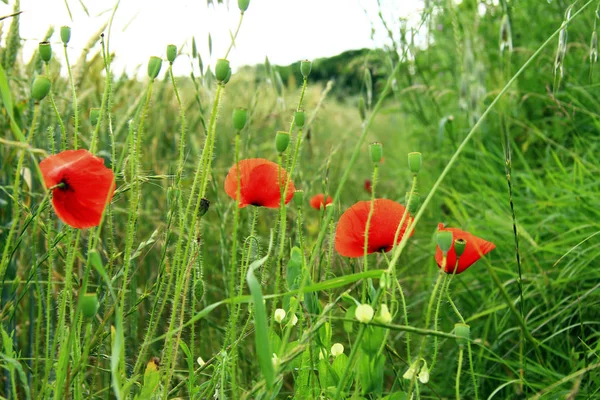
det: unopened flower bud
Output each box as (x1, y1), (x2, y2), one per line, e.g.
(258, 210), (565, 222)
(80, 293), (99, 319)
(215, 59), (230, 82)
(293, 190), (304, 207)
(437, 230), (453, 254)
(39, 41), (52, 62)
(197, 356), (206, 367)
(418, 361), (430, 383)
(232, 108), (247, 130)
(454, 238), (467, 258)
(223, 66), (232, 84)
(454, 323), (470, 347)
(408, 152), (422, 174)
(238, 0), (250, 12)
(32, 76), (51, 101)
(60, 26), (71, 44)
(294, 110), (305, 128)
(330, 343), (344, 357)
(289, 314), (298, 326)
(369, 142), (383, 164)
(147, 56), (162, 80)
(275, 131), (290, 153)
(167, 44), (177, 63)
(402, 366), (416, 380)
(274, 308), (286, 324)
(355, 304), (374, 323)
(300, 60), (312, 78)
(376, 304), (392, 324)
(89, 108), (100, 126)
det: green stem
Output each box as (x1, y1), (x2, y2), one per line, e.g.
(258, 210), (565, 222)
(63, 43), (79, 149)
(456, 347), (464, 400)
(362, 164), (378, 302)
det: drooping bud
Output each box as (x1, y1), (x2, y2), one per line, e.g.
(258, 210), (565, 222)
(369, 142), (383, 164)
(454, 323), (470, 347)
(39, 41), (52, 62)
(232, 108), (248, 131)
(275, 131), (290, 153)
(289, 314), (298, 326)
(167, 44), (177, 63)
(89, 108), (100, 126)
(238, 0), (250, 12)
(32, 76), (51, 101)
(300, 59), (312, 79)
(60, 26), (71, 45)
(454, 238), (467, 258)
(354, 304), (374, 323)
(274, 308), (286, 324)
(436, 230), (453, 254)
(294, 110), (305, 128)
(330, 343), (344, 357)
(293, 189), (304, 207)
(147, 56), (162, 80)
(408, 152), (422, 174)
(80, 293), (99, 319)
(402, 365), (416, 380)
(417, 361), (430, 383)
(376, 304), (392, 324)
(215, 59), (230, 82)
(198, 198), (210, 217)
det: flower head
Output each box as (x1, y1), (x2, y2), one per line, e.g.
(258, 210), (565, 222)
(224, 158), (294, 208)
(435, 223), (496, 274)
(355, 304), (374, 323)
(330, 343), (344, 357)
(274, 308), (286, 324)
(309, 193), (332, 210)
(335, 199), (411, 257)
(40, 149), (115, 229)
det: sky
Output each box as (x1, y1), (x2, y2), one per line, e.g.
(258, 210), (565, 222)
(9, 0), (423, 76)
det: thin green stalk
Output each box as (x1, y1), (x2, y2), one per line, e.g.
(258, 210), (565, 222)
(456, 347), (464, 400)
(362, 164), (378, 302)
(224, 12), (245, 59)
(63, 43), (79, 149)
(44, 63), (67, 150)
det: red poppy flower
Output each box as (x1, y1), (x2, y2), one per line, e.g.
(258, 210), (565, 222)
(40, 149), (116, 229)
(224, 158), (295, 208)
(434, 223), (496, 274)
(335, 199), (411, 257)
(364, 179), (372, 194)
(309, 193), (332, 210)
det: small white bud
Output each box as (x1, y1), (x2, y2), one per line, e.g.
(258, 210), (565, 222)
(330, 343), (344, 357)
(376, 304), (393, 324)
(402, 366), (416, 380)
(418, 369), (430, 383)
(274, 308), (286, 324)
(197, 357), (206, 367)
(355, 304), (374, 323)
(271, 353), (280, 367)
(289, 314), (298, 326)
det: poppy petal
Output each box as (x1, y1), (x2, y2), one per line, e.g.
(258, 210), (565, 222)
(310, 194), (332, 210)
(434, 224), (496, 274)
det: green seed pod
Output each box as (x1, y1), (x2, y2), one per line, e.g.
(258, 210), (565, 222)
(166, 44), (177, 63)
(31, 76), (51, 101)
(223, 66), (232, 84)
(147, 56), (162, 80)
(436, 230), (453, 254)
(358, 96), (367, 121)
(369, 142), (383, 164)
(89, 107), (101, 126)
(39, 41), (52, 62)
(294, 110), (305, 128)
(405, 192), (421, 214)
(408, 152), (422, 174)
(454, 238), (467, 258)
(300, 59), (312, 79)
(232, 108), (248, 131)
(215, 58), (230, 82)
(293, 189), (304, 207)
(60, 26), (71, 45)
(80, 293), (99, 319)
(238, 0), (250, 12)
(275, 131), (290, 153)
(454, 323), (470, 347)
(199, 197), (210, 217)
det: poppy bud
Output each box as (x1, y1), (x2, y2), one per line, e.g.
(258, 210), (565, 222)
(275, 131), (290, 153)
(358, 96), (367, 121)
(89, 108), (100, 126)
(454, 323), (470, 347)
(405, 192), (420, 214)
(354, 304), (374, 323)
(199, 197), (210, 217)
(238, 0), (250, 12)
(32, 76), (51, 101)
(60, 26), (71, 45)
(223, 66), (232, 84)
(369, 142), (383, 164)
(167, 44), (177, 63)
(454, 238), (467, 257)
(147, 56), (162, 80)
(330, 343), (344, 357)
(215, 59), (230, 82)
(300, 60), (312, 79)
(436, 230), (453, 254)
(408, 152), (422, 174)
(294, 110), (305, 128)
(232, 108), (247, 131)
(293, 189), (304, 207)
(274, 308), (286, 323)
(80, 293), (99, 319)
(39, 41), (52, 62)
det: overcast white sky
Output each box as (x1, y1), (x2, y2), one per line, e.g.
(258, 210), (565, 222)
(9, 0), (422, 76)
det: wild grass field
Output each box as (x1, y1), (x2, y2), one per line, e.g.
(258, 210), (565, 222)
(1, 0), (600, 398)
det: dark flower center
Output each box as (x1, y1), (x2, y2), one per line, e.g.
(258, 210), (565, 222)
(58, 178), (73, 192)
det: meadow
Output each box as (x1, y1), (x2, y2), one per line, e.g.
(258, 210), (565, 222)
(1, 0), (600, 398)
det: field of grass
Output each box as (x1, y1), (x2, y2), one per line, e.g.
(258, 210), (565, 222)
(1, 0), (600, 398)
